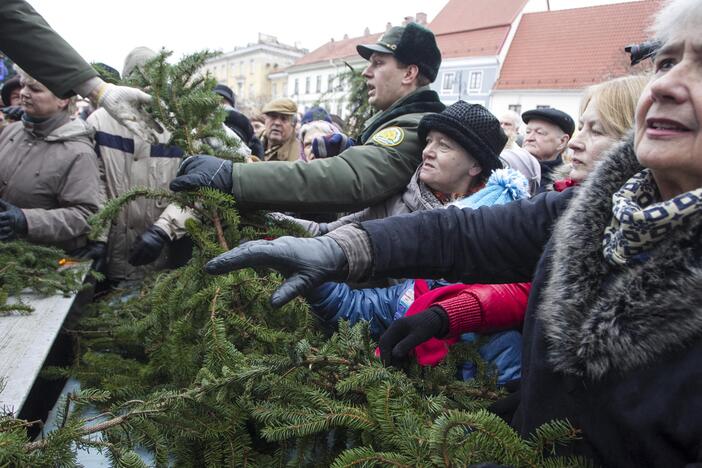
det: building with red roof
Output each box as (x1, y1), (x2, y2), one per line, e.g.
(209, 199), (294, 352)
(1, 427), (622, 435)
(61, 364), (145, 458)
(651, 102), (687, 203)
(490, 0), (662, 123)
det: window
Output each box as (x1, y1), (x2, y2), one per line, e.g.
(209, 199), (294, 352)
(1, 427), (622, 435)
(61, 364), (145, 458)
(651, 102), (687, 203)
(328, 75), (334, 91)
(249, 59), (254, 75)
(536, 105), (551, 109)
(239, 61), (244, 75)
(316, 75), (322, 93)
(468, 71), (482, 93)
(441, 72), (455, 94)
(305, 77), (311, 94)
(248, 83), (254, 96)
(271, 83), (277, 98)
(508, 104), (522, 114)
(294, 79), (299, 95)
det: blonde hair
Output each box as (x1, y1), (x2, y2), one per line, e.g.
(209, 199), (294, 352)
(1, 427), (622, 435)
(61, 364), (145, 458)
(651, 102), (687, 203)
(13, 65), (77, 115)
(579, 75), (649, 139)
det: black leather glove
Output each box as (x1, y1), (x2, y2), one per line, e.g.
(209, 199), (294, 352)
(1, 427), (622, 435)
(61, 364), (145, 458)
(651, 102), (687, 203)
(1, 106), (25, 122)
(128, 225), (170, 266)
(169, 155), (233, 193)
(70, 241), (107, 271)
(0, 199), (28, 241)
(378, 306), (449, 368)
(205, 236), (349, 308)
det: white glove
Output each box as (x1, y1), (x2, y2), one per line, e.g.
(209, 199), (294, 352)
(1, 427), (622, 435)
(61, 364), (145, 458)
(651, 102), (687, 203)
(94, 83), (163, 144)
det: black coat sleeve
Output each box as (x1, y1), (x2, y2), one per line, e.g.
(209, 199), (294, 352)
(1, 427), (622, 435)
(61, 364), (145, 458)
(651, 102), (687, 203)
(0, 0), (97, 98)
(361, 190), (574, 284)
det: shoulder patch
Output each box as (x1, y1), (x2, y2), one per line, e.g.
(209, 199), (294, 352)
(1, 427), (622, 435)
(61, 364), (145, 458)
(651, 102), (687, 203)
(371, 127), (405, 147)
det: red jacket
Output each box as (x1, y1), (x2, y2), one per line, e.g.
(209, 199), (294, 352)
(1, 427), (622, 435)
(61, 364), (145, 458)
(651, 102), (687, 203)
(406, 280), (531, 365)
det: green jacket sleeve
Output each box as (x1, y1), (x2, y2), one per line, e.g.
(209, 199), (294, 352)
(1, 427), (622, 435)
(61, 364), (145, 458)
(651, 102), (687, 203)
(230, 113), (426, 212)
(0, 0), (97, 98)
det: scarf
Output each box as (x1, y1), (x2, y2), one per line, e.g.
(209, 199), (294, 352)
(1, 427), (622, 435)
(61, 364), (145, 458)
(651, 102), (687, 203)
(602, 168), (702, 266)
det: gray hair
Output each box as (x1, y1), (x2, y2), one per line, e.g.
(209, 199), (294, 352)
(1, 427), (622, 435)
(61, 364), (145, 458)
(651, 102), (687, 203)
(651, 0), (702, 43)
(13, 65), (77, 114)
(500, 110), (522, 129)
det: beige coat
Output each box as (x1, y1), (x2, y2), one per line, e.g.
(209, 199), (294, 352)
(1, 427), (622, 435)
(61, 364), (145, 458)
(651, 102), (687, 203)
(87, 108), (193, 281)
(0, 112), (101, 252)
(260, 133), (301, 162)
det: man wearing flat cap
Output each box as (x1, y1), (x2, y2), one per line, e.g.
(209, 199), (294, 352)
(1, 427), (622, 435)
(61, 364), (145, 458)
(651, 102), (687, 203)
(521, 107), (574, 187)
(257, 97), (301, 162)
(171, 22), (444, 215)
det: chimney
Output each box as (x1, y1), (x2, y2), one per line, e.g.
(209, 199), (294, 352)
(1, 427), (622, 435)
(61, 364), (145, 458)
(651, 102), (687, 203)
(416, 12), (427, 25)
(343, 33), (349, 40)
(385, 22), (392, 32)
(364, 27), (370, 36)
(402, 15), (414, 25)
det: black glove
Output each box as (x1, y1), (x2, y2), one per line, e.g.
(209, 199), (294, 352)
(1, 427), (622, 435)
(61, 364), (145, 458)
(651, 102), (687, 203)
(378, 306), (449, 368)
(169, 155), (233, 193)
(0, 199), (28, 241)
(128, 225), (170, 266)
(205, 236), (348, 308)
(70, 241), (107, 271)
(1, 106), (24, 122)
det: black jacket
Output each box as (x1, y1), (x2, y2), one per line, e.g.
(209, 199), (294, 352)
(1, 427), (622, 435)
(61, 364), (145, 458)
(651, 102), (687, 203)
(360, 138), (702, 467)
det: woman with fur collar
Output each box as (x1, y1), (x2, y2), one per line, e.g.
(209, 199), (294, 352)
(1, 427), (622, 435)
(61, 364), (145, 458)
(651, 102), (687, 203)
(201, 0), (702, 464)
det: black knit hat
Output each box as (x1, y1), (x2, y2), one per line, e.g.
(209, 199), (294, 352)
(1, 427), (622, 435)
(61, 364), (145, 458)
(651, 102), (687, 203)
(1, 76), (21, 107)
(357, 23), (442, 83)
(224, 109), (254, 144)
(418, 101), (506, 175)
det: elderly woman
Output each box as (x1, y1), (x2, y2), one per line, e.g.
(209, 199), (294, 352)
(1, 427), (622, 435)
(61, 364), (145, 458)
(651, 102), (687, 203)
(284, 101), (509, 235)
(299, 120), (353, 161)
(0, 69), (101, 253)
(552, 75), (649, 190)
(201, 0), (702, 464)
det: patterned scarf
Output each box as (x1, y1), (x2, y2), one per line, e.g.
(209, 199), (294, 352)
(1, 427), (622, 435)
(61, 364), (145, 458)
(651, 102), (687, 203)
(602, 169), (702, 265)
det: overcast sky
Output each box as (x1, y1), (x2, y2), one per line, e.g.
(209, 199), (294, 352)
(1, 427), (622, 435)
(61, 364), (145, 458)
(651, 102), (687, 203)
(26, 0), (641, 72)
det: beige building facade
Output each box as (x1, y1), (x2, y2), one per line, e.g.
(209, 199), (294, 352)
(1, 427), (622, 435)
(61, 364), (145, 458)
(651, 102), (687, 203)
(202, 33), (305, 112)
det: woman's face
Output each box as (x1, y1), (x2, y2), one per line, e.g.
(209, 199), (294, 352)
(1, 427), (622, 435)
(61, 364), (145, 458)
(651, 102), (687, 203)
(419, 130), (482, 194)
(568, 97), (618, 182)
(635, 35), (702, 196)
(302, 127), (330, 161)
(19, 79), (67, 118)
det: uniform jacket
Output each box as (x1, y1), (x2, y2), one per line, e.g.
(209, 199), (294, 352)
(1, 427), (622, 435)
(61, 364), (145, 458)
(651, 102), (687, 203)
(0, 1), (98, 98)
(229, 86), (445, 212)
(87, 108), (192, 281)
(360, 137), (702, 466)
(0, 113), (101, 251)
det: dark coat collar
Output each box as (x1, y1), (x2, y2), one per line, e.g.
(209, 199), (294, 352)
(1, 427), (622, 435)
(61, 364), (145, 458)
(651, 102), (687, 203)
(537, 135), (702, 379)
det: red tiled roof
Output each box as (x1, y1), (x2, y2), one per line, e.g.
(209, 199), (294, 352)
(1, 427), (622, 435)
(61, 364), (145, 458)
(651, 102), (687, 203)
(437, 26), (511, 58)
(495, 0), (662, 90)
(430, 0), (528, 35)
(291, 32), (382, 67)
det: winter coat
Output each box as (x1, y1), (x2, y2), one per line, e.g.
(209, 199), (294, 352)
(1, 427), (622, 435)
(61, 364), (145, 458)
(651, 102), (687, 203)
(0, 112), (101, 252)
(87, 108), (192, 282)
(0, 1), (98, 98)
(259, 133), (301, 162)
(307, 279), (524, 385)
(228, 86), (445, 212)
(359, 137), (702, 466)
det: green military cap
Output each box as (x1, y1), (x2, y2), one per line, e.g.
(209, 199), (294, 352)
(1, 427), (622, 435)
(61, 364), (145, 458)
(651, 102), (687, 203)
(357, 22), (442, 82)
(262, 98), (298, 115)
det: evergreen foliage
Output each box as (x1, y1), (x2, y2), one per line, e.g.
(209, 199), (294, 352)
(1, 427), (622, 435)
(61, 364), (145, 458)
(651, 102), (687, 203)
(340, 63), (374, 139)
(0, 241), (86, 314)
(0, 50), (589, 467)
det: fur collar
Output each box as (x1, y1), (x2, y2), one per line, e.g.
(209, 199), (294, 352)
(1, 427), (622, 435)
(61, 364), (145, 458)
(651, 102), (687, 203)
(538, 135), (702, 379)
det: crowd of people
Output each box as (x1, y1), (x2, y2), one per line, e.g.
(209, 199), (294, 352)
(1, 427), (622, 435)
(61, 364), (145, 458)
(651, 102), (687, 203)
(1, 0), (701, 465)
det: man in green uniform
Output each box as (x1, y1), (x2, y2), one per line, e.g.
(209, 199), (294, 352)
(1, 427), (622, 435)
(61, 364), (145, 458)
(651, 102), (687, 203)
(0, 0), (161, 143)
(170, 22), (444, 213)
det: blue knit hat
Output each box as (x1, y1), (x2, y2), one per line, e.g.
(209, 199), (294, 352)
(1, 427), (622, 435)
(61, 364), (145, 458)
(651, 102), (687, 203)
(451, 168), (530, 209)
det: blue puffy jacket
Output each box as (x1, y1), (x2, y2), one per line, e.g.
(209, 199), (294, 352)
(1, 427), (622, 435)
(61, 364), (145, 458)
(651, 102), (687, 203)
(306, 169), (530, 384)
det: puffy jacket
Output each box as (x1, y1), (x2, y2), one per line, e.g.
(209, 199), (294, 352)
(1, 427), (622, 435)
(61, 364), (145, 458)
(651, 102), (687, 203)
(306, 279), (525, 384)
(87, 108), (193, 281)
(0, 112), (101, 251)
